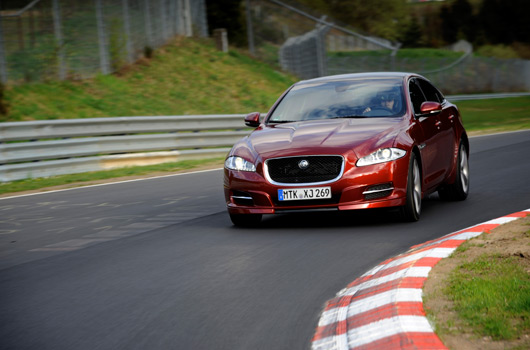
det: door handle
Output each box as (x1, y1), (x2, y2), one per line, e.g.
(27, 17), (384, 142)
(435, 121), (442, 127)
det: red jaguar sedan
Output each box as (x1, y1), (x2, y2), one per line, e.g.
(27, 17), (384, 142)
(224, 72), (469, 226)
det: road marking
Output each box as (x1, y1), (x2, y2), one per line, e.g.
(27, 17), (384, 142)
(0, 168), (222, 200)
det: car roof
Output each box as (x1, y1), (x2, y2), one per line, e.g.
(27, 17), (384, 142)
(295, 72), (421, 86)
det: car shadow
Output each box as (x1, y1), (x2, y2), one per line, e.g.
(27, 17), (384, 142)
(244, 194), (443, 229)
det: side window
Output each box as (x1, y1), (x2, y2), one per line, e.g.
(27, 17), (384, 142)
(418, 79), (443, 103)
(409, 79), (426, 115)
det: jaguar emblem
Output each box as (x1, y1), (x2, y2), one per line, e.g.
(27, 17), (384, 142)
(298, 160), (309, 169)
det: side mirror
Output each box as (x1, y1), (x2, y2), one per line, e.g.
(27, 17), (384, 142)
(244, 112), (261, 127)
(420, 101), (442, 115)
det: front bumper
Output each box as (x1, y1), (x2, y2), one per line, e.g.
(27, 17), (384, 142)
(224, 155), (410, 215)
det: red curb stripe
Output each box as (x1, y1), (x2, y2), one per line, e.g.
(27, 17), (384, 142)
(350, 332), (448, 350)
(324, 278), (427, 312)
(344, 256), (442, 294)
(410, 230), (477, 249)
(312, 210), (529, 350)
(370, 257), (441, 279)
(409, 238), (466, 252)
(506, 211), (528, 218)
(356, 241), (464, 283)
(313, 302), (426, 341)
(467, 223), (499, 233)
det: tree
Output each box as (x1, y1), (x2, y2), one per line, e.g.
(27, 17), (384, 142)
(327, 0), (407, 41)
(479, 0), (530, 44)
(206, 0), (247, 46)
(401, 17), (423, 48)
(440, 0), (475, 44)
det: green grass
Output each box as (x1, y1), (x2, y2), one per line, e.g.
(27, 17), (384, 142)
(446, 252), (530, 340)
(457, 96), (530, 133)
(1, 37), (296, 122)
(328, 48), (464, 59)
(0, 157), (224, 195)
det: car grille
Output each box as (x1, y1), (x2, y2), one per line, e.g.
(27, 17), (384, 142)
(265, 155), (343, 184)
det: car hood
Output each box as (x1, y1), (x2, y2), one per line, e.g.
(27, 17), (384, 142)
(235, 118), (406, 161)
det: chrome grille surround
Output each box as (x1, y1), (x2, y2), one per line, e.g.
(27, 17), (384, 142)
(264, 155), (344, 186)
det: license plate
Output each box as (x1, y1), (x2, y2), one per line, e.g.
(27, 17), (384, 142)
(278, 187), (332, 201)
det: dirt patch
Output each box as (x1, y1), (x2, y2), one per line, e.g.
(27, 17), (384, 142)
(423, 215), (530, 350)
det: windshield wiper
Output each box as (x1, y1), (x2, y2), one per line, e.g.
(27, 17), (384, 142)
(268, 120), (300, 124)
(331, 115), (368, 119)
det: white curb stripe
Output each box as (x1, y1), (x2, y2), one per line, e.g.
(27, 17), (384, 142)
(364, 247), (456, 278)
(482, 217), (519, 225)
(313, 316), (433, 350)
(346, 316), (433, 349)
(312, 209), (530, 350)
(340, 267), (431, 297)
(318, 289), (423, 327)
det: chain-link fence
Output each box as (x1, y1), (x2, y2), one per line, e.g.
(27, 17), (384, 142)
(246, 0), (398, 78)
(247, 0), (530, 93)
(327, 53), (530, 94)
(0, 0), (208, 84)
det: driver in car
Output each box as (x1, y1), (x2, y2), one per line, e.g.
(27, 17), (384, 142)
(364, 92), (399, 114)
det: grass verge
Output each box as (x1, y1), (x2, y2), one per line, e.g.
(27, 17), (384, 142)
(446, 251), (530, 340)
(1, 37), (296, 122)
(457, 96), (530, 134)
(0, 157), (224, 196)
(424, 216), (530, 350)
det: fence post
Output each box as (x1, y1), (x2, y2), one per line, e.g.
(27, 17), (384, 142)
(245, 0), (255, 55)
(52, 0), (66, 80)
(144, 0), (154, 47)
(183, 0), (192, 37)
(122, 0), (134, 64)
(316, 23), (329, 77)
(95, 0), (111, 74)
(0, 15), (7, 84)
(159, 0), (167, 44)
(197, 0), (209, 37)
(524, 60), (530, 91)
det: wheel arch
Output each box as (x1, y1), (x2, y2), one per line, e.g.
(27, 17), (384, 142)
(460, 131), (469, 156)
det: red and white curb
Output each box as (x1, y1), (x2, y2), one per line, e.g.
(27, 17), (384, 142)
(311, 209), (530, 350)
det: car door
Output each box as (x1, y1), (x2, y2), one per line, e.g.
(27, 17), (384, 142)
(408, 78), (445, 191)
(417, 78), (456, 182)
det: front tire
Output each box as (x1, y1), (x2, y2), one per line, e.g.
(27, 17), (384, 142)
(229, 213), (262, 227)
(401, 152), (422, 222)
(438, 141), (469, 201)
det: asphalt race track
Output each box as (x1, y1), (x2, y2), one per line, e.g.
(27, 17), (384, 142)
(1, 130), (529, 350)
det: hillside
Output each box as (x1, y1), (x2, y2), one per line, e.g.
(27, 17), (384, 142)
(1, 37), (296, 122)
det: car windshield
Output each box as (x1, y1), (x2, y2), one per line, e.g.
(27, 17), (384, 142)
(267, 78), (406, 124)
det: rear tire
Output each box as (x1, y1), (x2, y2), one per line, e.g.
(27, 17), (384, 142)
(229, 213), (262, 227)
(401, 152), (422, 222)
(438, 141), (469, 201)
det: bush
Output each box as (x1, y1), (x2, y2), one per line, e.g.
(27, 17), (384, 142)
(476, 44), (520, 59)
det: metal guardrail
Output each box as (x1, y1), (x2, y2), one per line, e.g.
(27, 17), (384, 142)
(1, 92), (528, 182)
(0, 114), (254, 182)
(447, 92), (530, 101)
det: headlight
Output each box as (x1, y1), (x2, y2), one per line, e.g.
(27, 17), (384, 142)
(225, 156), (256, 172)
(356, 148), (406, 167)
